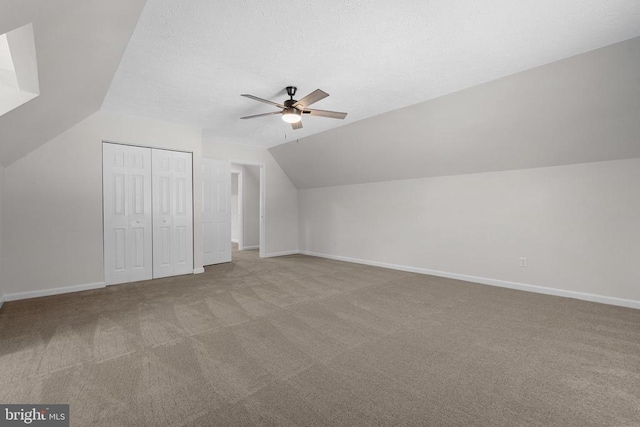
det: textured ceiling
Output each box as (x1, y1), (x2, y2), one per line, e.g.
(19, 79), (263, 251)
(0, 0), (147, 166)
(270, 38), (640, 189)
(103, 0), (640, 148)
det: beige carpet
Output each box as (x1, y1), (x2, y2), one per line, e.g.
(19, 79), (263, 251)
(1, 247), (639, 426)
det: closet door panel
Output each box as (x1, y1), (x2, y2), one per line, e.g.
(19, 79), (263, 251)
(103, 143), (153, 285)
(152, 149), (193, 278)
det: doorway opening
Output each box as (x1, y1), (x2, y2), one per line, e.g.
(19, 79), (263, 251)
(230, 162), (265, 259)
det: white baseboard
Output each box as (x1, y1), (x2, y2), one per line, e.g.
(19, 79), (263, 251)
(3, 282), (106, 302)
(193, 267), (205, 274)
(299, 250), (640, 310)
(261, 250), (300, 258)
(242, 245), (259, 251)
(0, 295), (4, 310)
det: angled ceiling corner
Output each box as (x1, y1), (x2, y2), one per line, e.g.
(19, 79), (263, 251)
(0, 0), (148, 166)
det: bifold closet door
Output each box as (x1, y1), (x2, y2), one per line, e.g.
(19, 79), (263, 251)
(152, 149), (194, 278)
(103, 143), (153, 285)
(202, 158), (231, 265)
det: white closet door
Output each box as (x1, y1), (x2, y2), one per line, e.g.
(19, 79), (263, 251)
(152, 149), (193, 278)
(103, 143), (153, 285)
(202, 158), (231, 265)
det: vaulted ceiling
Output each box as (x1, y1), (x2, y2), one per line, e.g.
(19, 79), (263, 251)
(103, 0), (640, 148)
(270, 37), (640, 188)
(0, 0), (147, 166)
(2, 1), (640, 171)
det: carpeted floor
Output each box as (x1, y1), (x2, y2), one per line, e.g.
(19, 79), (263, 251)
(1, 246), (639, 426)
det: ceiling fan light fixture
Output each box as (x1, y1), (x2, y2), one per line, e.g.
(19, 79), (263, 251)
(282, 107), (302, 123)
(241, 87), (346, 130)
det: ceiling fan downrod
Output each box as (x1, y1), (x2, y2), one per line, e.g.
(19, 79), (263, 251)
(286, 86), (297, 100)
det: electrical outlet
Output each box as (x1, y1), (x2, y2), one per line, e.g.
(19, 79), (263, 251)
(520, 257), (527, 267)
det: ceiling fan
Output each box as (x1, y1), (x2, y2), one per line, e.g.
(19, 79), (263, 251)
(240, 86), (347, 130)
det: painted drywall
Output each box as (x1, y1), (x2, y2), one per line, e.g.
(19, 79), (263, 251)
(2, 111), (203, 298)
(0, 0), (147, 165)
(0, 163), (4, 308)
(241, 165), (260, 248)
(271, 37), (640, 189)
(298, 158), (640, 304)
(202, 135), (298, 256)
(3, 113), (104, 298)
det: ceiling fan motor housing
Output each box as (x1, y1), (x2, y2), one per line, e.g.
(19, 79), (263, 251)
(286, 86), (297, 98)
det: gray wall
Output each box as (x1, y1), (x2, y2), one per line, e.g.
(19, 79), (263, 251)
(2, 111), (204, 299)
(0, 165), (4, 306)
(289, 37), (640, 306)
(202, 139), (299, 257)
(299, 158), (640, 304)
(241, 165), (261, 248)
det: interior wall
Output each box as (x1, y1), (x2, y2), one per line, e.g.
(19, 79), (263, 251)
(2, 111), (203, 298)
(298, 158), (640, 305)
(202, 136), (298, 256)
(241, 165), (260, 248)
(0, 164), (4, 307)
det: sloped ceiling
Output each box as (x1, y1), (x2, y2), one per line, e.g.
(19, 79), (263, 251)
(104, 0), (640, 149)
(0, 0), (147, 166)
(270, 38), (640, 189)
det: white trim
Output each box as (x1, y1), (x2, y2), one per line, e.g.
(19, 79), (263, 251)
(259, 165), (265, 258)
(193, 267), (205, 274)
(238, 170), (244, 251)
(231, 169), (243, 250)
(262, 250), (300, 258)
(299, 251), (640, 310)
(3, 282), (106, 302)
(242, 245), (259, 250)
(228, 159), (264, 167)
(0, 295), (4, 310)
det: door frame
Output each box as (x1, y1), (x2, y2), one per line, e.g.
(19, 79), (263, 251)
(229, 160), (265, 258)
(231, 170), (243, 250)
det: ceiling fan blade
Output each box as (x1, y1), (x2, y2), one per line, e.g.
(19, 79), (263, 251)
(291, 121), (303, 130)
(241, 94), (285, 108)
(293, 89), (329, 108)
(240, 111), (282, 119)
(303, 108), (347, 119)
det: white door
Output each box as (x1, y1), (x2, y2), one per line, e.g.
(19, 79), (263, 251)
(152, 149), (194, 278)
(103, 143), (153, 285)
(202, 158), (231, 265)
